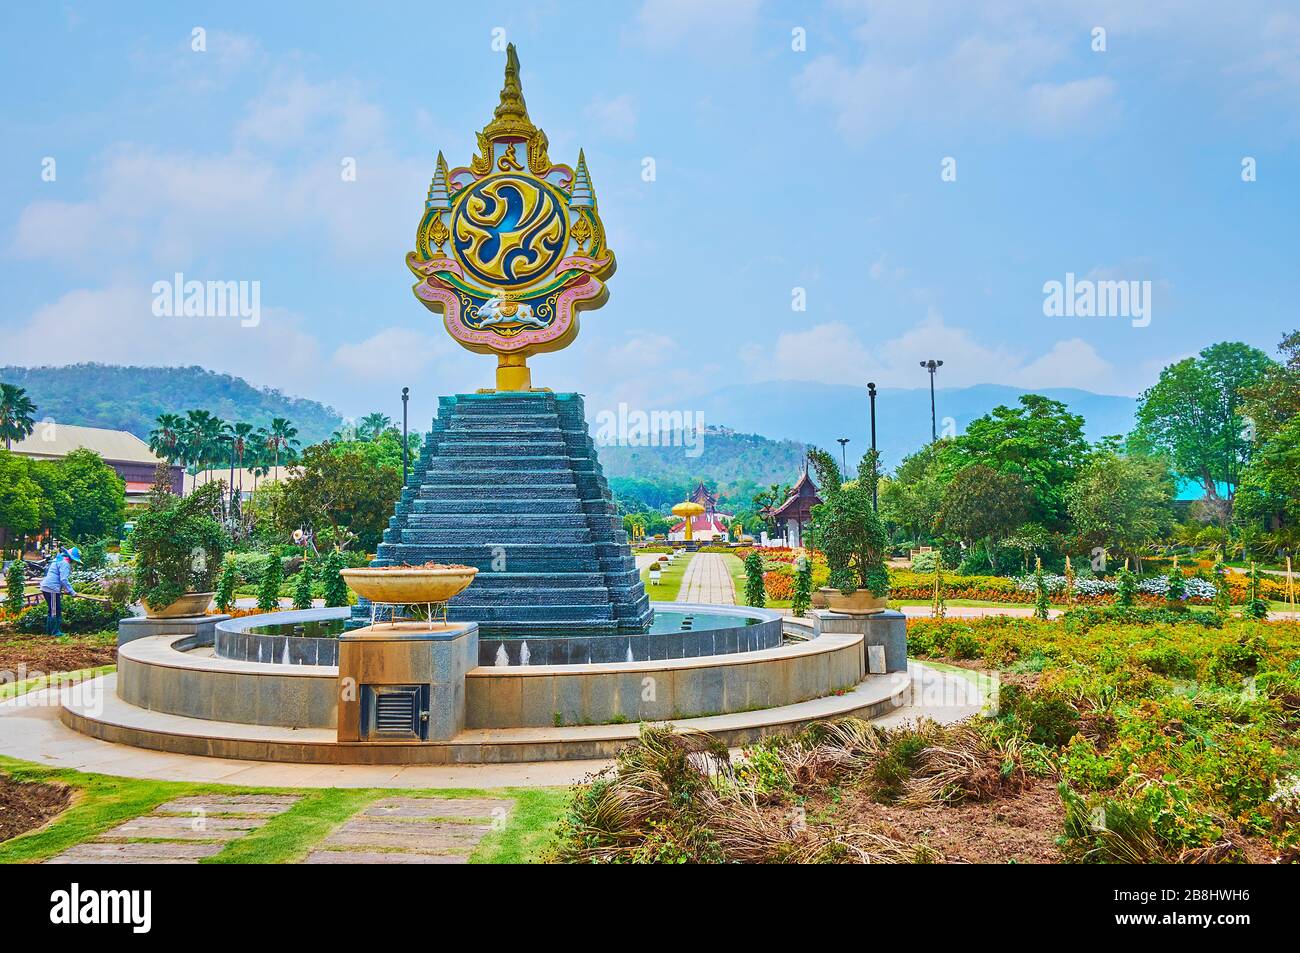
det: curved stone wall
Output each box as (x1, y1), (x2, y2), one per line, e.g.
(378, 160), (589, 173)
(465, 631), (865, 729)
(214, 608), (349, 666)
(117, 633), (339, 729)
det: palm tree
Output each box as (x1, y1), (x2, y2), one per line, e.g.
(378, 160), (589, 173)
(230, 422), (255, 497)
(264, 417), (300, 480)
(248, 427), (271, 494)
(0, 383), (37, 449)
(264, 418), (300, 529)
(148, 413), (185, 464)
(359, 412), (393, 441)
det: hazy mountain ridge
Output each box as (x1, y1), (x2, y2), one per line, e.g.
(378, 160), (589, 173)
(0, 366), (1138, 482)
(0, 364), (345, 444)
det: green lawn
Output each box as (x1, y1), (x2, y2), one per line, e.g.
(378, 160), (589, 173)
(0, 756), (568, 864)
(639, 551), (693, 601)
(0, 665), (116, 701)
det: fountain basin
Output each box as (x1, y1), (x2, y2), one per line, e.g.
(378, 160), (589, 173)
(215, 603), (784, 667)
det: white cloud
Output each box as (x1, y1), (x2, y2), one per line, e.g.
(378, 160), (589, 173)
(3, 283), (326, 399)
(584, 94), (638, 140)
(794, 7), (1115, 141)
(744, 317), (1127, 393)
(1025, 77), (1119, 132)
(331, 327), (450, 379)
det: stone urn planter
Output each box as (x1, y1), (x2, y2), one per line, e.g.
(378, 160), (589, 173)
(340, 565), (478, 605)
(819, 587), (888, 615)
(142, 591), (215, 619)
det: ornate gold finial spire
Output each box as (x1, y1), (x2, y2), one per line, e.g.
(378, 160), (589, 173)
(426, 151), (451, 211)
(482, 43), (538, 141)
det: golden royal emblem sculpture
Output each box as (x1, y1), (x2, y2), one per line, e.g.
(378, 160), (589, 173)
(407, 44), (615, 391)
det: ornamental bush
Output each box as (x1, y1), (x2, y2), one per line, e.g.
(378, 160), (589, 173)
(5, 559), (24, 616)
(257, 551), (283, 611)
(131, 482), (227, 611)
(743, 550), (766, 608)
(292, 560), (313, 610)
(322, 550), (349, 608)
(805, 448), (889, 597)
(214, 556), (238, 614)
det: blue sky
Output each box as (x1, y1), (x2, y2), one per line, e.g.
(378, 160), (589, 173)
(2, 1), (1298, 427)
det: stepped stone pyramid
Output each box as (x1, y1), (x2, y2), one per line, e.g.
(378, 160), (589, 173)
(349, 392), (653, 633)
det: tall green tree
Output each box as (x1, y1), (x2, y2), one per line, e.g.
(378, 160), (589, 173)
(59, 448), (127, 541)
(280, 443), (401, 551)
(1234, 331), (1300, 543)
(879, 439), (948, 542)
(0, 383), (37, 449)
(934, 464), (1029, 569)
(1065, 451), (1174, 566)
(1131, 341), (1274, 520)
(944, 394), (1088, 531)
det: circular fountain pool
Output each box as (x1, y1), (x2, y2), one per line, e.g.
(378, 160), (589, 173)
(215, 603), (784, 667)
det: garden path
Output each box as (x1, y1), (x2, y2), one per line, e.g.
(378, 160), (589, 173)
(677, 553), (736, 605)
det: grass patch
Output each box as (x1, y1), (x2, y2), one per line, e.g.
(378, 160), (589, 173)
(204, 788), (381, 864)
(471, 788), (569, 864)
(640, 552), (694, 602)
(0, 756), (569, 864)
(0, 665), (116, 701)
(0, 758), (208, 863)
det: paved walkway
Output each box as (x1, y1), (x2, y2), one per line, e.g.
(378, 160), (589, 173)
(45, 794), (302, 864)
(677, 553), (736, 604)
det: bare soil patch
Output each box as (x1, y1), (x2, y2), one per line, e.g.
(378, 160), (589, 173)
(0, 776), (72, 843)
(804, 777), (1065, 864)
(0, 633), (116, 675)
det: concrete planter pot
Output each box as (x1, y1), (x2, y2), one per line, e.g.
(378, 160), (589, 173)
(819, 587), (888, 615)
(143, 591), (214, 619)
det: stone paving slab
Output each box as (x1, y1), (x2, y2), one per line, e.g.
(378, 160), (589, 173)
(43, 795), (302, 863)
(153, 794), (302, 816)
(307, 796), (509, 864)
(45, 842), (225, 863)
(102, 816), (262, 841)
(361, 796), (510, 819)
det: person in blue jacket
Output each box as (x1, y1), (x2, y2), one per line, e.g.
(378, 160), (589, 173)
(39, 546), (81, 636)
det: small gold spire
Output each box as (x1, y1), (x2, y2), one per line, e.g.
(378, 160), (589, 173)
(482, 43), (539, 141)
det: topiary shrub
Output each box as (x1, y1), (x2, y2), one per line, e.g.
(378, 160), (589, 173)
(805, 448), (889, 597)
(292, 560), (313, 610)
(791, 554), (812, 617)
(5, 559), (24, 616)
(743, 550), (766, 608)
(257, 552), (283, 611)
(322, 550), (349, 608)
(131, 482), (227, 611)
(214, 556), (238, 614)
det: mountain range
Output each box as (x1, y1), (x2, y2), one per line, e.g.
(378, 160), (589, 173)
(0, 365), (1138, 488)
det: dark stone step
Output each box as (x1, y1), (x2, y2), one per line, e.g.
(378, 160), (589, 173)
(415, 484), (580, 500)
(451, 587), (611, 607)
(411, 499), (584, 515)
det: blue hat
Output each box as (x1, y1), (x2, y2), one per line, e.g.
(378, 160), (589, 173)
(66, 546), (82, 564)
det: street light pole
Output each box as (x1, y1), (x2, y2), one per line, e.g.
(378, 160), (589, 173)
(919, 360), (943, 441)
(836, 437), (850, 474)
(401, 387), (410, 485)
(868, 382), (878, 512)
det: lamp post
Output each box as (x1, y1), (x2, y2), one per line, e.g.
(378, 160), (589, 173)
(836, 437), (850, 474)
(919, 360), (943, 442)
(868, 382), (878, 512)
(401, 387), (410, 485)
